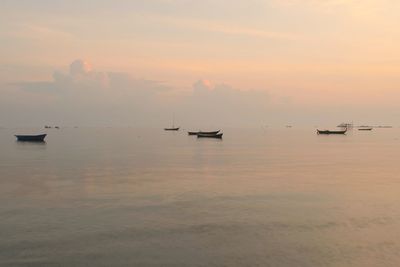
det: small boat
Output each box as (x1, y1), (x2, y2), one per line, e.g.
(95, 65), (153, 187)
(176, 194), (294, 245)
(197, 133), (223, 139)
(164, 114), (179, 131)
(358, 128), (373, 131)
(188, 130), (220, 136)
(55, 126), (60, 129)
(15, 134), (47, 142)
(317, 129), (347, 135)
(164, 127), (180, 131)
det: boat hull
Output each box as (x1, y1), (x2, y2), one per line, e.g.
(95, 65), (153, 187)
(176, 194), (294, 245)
(15, 134), (47, 142)
(197, 133), (223, 139)
(317, 130), (346, 135)
(164, 127), (180, 131)
(188, 130), (220, 136)
(358, 128), (372, 131)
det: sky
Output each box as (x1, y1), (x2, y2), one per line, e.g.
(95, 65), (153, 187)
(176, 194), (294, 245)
(1, 0), (400, 127)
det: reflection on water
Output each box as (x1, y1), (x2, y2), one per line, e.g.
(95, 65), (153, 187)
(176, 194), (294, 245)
(1, 127), (400, 266)
(15, 140), (46, 147)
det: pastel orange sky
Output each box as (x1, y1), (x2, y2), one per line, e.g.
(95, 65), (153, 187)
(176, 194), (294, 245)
(1, 0), (400, 126)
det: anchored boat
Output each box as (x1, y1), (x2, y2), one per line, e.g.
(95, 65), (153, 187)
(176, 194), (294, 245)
(317, 129), (347, 135)
(15, 134), (47, 142)
(188, 130), (220, 136)
(164, 115), (179, 131)
(164, 127), (180, 131)
(197, 133), (223, 139)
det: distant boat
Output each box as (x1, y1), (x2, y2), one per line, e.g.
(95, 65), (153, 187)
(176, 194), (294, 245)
(188, 130), (220, 136)
(317, 129), (347, 135)
(197, 133), (223, 139)
(15, 134), (47, 142)
(358, 128), (373, 131)
(164, 115), (179, 131)
(55, 126), (60, 129)
(164, 127), (180, 131)
(44, 125), (51, 129)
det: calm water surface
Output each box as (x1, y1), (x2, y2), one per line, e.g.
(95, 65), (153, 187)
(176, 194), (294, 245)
(1, 127), (400, 267)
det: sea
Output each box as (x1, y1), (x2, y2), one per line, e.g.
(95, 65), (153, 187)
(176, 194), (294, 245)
(1, 127), (400, 267)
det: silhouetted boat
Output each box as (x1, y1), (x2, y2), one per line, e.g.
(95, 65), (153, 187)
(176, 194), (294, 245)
(317, 129), (347, 135)
(197, 133), (223, 139)
(164, 127), (180, 131)
(188, 130), (220, 135)
(358, 128), (373, 131)
(15, 134), (47, 142)
(164, 114), (179, 131)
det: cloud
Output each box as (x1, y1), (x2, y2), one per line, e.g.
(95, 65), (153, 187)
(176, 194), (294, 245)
(0, 60), (276, 127)
(5, 60), (396, 127)
(69, 59), (92, 76)
(181, 79), (271, 127)
(49, 59), (110, 89)
(2, 60), (172, 126)
(17, 59), (169, 94)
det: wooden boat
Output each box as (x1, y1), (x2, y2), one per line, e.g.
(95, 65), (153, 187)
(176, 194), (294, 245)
(15, 134), (47, 142)
(165, 114), (179, 131)
(197, 133), (223, 139)
(164, 127), (180, 131)
(188, 130), (220, 135)
(358, 128), (373, 131)
(317, 129), (347, 135)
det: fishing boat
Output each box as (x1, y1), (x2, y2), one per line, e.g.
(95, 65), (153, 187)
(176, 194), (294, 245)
(358, 127), (373, 131)
(188, 130), (220, 135)
(164, 115), (179, 131)
(15, 134), (47, 142)
(197, 133), (223, 139)
(164, 127), (180, 131)
(317, 129), (347, 135)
